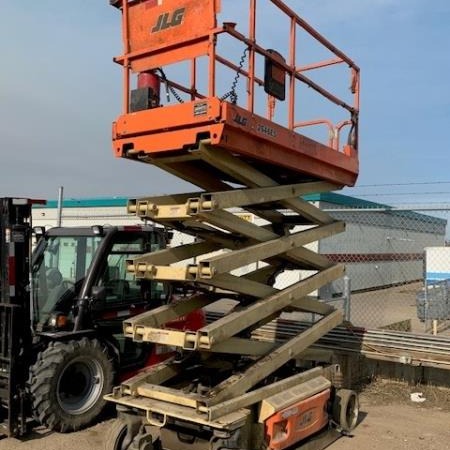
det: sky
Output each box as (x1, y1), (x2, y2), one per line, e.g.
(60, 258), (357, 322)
(1, 0), (450, 206)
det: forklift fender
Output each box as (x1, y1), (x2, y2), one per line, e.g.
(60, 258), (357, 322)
(38, 330), (121, 365)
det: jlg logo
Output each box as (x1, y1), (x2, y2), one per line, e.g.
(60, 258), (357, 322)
(151, 8), (186, 33)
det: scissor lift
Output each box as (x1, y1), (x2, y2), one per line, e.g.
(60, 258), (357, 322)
(106, 1), (360, 449)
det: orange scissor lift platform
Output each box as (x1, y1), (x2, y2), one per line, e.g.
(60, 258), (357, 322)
(112, 0), (359, 189)
(105, 1), (360, 449)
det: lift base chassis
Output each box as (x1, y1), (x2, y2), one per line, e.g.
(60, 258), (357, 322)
(105, 364), (358, 450)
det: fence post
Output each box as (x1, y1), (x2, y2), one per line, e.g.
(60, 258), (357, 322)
(343, 275), (351, 322)
(57, 186), (64, 227)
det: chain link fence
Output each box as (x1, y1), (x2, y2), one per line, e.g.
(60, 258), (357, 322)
(319, 206), (450, 335)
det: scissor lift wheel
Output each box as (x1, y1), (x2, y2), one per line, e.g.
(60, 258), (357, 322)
(332, 389), (359, 432)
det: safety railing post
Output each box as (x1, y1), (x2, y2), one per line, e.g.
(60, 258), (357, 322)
(288, 16), (296, 130)
(122, 0), (130, 114)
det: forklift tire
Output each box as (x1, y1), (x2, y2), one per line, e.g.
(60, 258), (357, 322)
(29, 337), (115, 432)
(332, 389), (359, 432)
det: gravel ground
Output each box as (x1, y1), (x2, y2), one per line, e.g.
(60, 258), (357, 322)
(0, 381), (448, 450)
(330, 380), (450, 450)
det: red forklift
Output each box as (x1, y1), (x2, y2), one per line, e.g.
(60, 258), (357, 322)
(0, 197), (203, 436)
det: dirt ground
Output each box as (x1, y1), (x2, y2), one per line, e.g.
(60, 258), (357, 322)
(0, 381), (448, 450)
(330, 380), (450, 450)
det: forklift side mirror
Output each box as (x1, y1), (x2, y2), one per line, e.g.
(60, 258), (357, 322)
(91, 286), (106, 311)
(165, 230), (174, 242)
(110, 0), (122, 9)
(33, 226), (46, 238)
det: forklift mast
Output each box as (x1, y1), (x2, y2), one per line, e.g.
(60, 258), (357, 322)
(0, 198), (44, 436)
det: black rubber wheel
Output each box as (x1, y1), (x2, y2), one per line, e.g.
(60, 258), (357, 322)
(105, 415), (145, 450)
(332, 389), (359, 432)
(29, 337), (115, 432)
(104, 419), (128, 450)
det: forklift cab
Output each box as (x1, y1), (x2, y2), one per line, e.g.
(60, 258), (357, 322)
(31, 225), (167, 333)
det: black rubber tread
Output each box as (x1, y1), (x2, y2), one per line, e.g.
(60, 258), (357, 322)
(29, 337), (115, 432)
(104, 418), (128, 450)
(332, 388), (359, 432)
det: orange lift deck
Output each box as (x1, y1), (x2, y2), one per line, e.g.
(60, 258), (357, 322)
(111, 0), (360, 190)
(105, 1), (361, 449)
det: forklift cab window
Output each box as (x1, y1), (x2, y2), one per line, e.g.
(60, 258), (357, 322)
(96, 232), (166, 307)
(32, 235), (102, 325)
